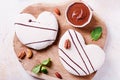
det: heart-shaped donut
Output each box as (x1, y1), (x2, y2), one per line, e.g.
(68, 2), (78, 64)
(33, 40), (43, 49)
(58, 29), (105, 76)
(15, 11), (58, 50)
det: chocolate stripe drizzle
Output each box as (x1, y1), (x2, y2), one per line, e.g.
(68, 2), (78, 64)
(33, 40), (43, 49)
(59, 48), (87, 75)
(15, 23), (57, 31)
(59, 56), (80, 76)
(68, 30), (90, 74)
(25, 39), (54, 45)
(74, 30), (95, 71)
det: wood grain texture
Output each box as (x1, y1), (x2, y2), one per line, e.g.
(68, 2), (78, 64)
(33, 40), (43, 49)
(13, 0), (107, 80)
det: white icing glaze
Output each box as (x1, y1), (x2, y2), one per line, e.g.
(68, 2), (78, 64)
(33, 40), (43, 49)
(58, 29), (105, 76)
(15, 11), (58, 50)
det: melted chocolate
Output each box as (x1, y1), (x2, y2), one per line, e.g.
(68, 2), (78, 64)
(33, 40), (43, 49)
(59, 56), (80, 75)
(28, 19), (40, 23)
(68, 30), (90, 74)
(25, 39), (55, 45)
(59, 48), (87, 75)
(28, 19), (32, 22)
(67, 2), (90, 26)
(74, 31), (95, 71)
(15, 23), (57, 31)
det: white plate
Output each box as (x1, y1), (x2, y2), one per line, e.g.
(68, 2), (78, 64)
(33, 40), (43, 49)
(0, 0), (120, 80)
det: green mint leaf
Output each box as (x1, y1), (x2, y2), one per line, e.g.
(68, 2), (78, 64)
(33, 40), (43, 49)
(41, 58), (51, 66)
(41, 66), (48, 74)
(32, 64), (41, 74)
(91, 27), (102, 41)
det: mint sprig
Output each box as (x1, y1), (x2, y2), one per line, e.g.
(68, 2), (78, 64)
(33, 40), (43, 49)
(32, 58), (51, 74)
(41, 66), (48, 74)
(32, 64), (42, 74)
(91, 27), (102, 41)
(42, 58), (51, 66)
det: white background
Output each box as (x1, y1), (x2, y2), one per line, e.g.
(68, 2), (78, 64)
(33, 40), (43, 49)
(0, 0), (120, 80)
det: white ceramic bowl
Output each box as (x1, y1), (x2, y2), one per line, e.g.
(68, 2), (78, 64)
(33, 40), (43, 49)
(65, 1), (93, 28)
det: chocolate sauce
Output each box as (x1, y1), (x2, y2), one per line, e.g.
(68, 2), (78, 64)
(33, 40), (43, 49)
(68, 30), (90, 74)
(28, 19), (40, 23)
(74, 30), (95, 71)
(67, 2), (90, 26)
(59, 48), (87, 75)
(15, 23), (57, 31)
(28, 19), (32, 22)
(59, 56), (80, 75)
(25, 39), (55, 45)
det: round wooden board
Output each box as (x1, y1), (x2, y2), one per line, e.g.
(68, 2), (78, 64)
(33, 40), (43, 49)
(13, 0), (107, 80)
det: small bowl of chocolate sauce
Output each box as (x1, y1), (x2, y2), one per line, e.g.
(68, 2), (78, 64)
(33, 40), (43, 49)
(65, 1), (92, 28)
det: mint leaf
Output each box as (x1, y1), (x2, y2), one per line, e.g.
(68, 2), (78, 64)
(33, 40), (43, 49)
(91, 27), (102, 41)
(32, 58), (52, 74)
(41, 58), (51, 66)
(32, 64), (41, 74)
(41, 66), (48, 74)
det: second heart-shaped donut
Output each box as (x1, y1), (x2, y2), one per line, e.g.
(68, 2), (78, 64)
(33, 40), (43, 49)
(15, 11), (58, 50)
(58, 29), (105, 76)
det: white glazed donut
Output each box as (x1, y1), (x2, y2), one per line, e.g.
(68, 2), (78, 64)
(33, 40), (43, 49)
(15, 11), (58, 50)
(58, 29), (105, 76)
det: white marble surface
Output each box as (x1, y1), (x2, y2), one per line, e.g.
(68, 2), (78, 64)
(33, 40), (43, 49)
(0, 0), (120, 80)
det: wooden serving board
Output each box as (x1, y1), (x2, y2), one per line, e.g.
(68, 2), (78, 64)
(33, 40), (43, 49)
(13, 0), (107, 80)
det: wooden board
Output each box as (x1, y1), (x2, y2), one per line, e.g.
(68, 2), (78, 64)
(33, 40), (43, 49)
(13, 0), (107, 80)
